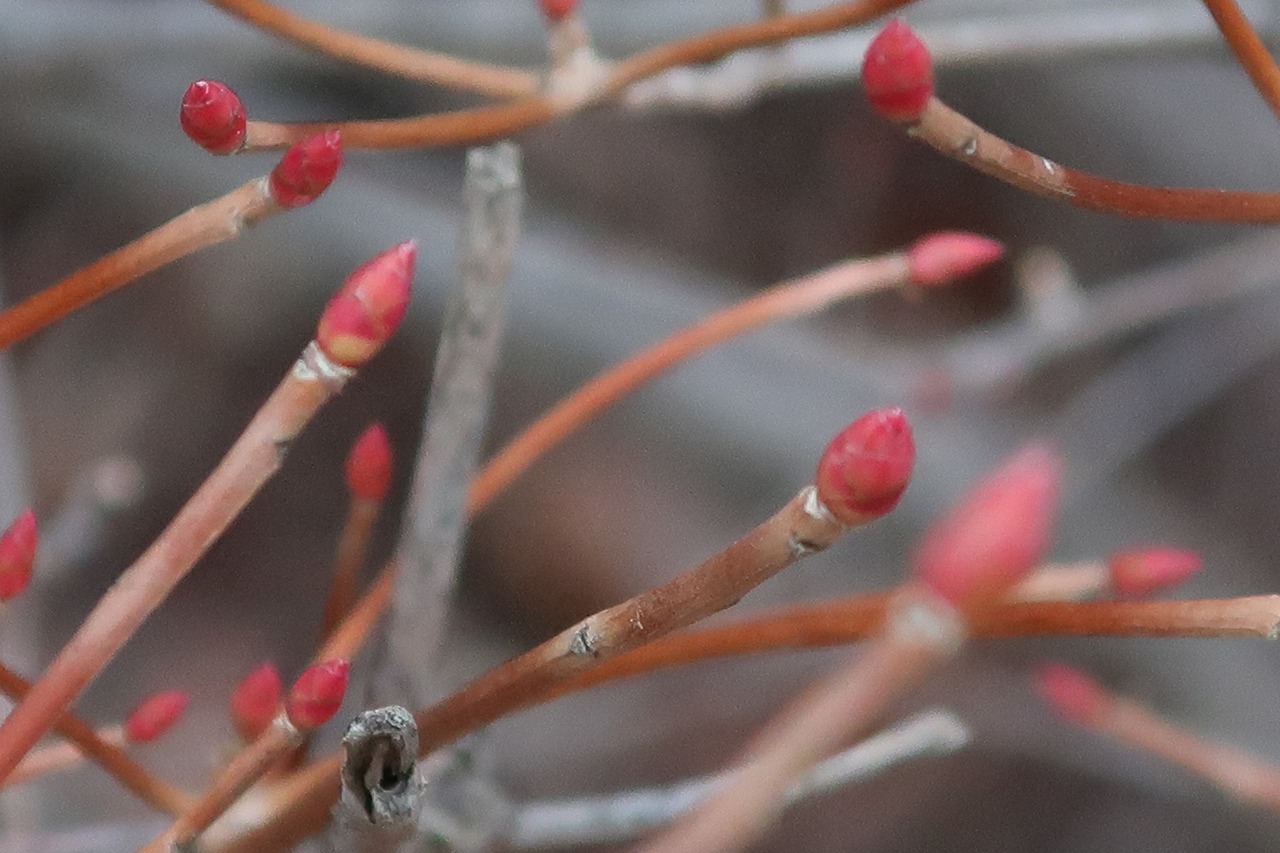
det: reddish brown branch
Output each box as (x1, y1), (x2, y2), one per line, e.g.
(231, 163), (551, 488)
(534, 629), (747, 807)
(1202, 0), (1280, 124)
(0, 662), (192, 815)
(207, 0), (538, 98)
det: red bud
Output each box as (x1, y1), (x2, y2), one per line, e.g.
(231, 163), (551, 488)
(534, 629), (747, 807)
(345, 423), (394, 501)
(1035, 662), (1109, 726)
(539, 0), (577, 22)
(285, 659), (349, 730)
(268, 130), (344, 208)
(0, 510), (37, 602)
(815, 408), (915, 525)
(861, 19), (934, 123)
(180, 80), (247, 155)
(230, 662), (282, 742)
(316, 242), (416, 368)
(913, 444), (1061, 610)
(124, 690), (189, 743)
(1108, 547), (1202, 598)
(907, 232), (1005, 287)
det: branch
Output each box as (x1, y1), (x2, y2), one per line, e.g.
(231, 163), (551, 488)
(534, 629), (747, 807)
(205, 0), (538, 98)
(1202, 0), (1280, 125)
(239, 0), (914, 150)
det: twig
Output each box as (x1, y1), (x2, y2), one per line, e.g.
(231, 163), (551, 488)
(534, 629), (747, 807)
(508, 708), (968, 848)
(0, 662), (192, 815)
(145, 661), (350, 852)
(0, 245), (414, 784)
(205, 0), (538, 98)
(0, 133), (343, 350)
(1039, 663), (1280, 813)
(470, 231), (1003, 515)
(327, 706), (427, 853)
(239, 0), (913, 150)
(5, 726), (124, 787)
(372, 142), (522, 707)
(1202, 0), (1280, 124)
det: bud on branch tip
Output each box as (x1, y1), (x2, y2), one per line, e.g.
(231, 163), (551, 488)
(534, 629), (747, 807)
(1035, 662), (1109, 726)
(861, 19), (934, 124)
(0, 510), (37, 602)
(316, 242), (416, 368)
(180, 80), (247, 155)
(230, 662), (283, 741)
(908, 232), (1005, 288)
(539, 0), (577, 22)
(124, 690), (189, 743)
(913, 444), (1061, 610)
(269, 130), (344, 209)
(1108, 547), (1202, 597)
(815, 408), (915, 525)
(285, 659), (349, 730)
(345, 423), (394, 502)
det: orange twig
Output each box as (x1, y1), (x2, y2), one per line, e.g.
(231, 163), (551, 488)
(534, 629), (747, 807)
(0, 180), (280, 350)
(317, 497), (379, 642)
(901, 96), (1280, 222)
(0, 662), (192, 815)
(1201, 0), (1280, 125)
(206, 0), (538, 98)
(240, 0), (913, 151)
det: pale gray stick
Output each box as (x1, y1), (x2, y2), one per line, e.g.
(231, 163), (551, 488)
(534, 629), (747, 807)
(507, 709), (970, 849)
(327, 706), (427, 853)
(37, 455), (144, 582)
(371, 142), (523, 709)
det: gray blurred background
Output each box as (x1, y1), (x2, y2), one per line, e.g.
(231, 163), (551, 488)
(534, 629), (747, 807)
(2, 0), (1280, 850)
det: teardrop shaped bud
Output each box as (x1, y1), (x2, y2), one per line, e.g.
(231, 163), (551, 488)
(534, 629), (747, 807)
(268, 130), (344, 208)
(230, 662), (283, 741)
(0, 510), (37, 602)
(180, 80), (247, 155)
(861, 19), (934, 123)
(815, 408), (915, 525)
(124, 690), (189, 743)
(285, 659), (350, 730)
(345, 423), (394, 501)
(315, 242), (416, 368)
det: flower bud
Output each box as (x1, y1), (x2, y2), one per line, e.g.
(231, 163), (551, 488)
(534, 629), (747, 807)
(861, 20), (934, 123)
(815, 408), (914, 525)
(285, 659), (349, 730)
(180, 80), (247, 155)
(316, 242), (416, 368)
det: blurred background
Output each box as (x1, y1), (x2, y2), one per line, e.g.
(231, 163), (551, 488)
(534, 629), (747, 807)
(2, 0), (1280, 849)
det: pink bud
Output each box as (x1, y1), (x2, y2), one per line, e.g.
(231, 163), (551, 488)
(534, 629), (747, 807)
(230, 662), (282, 742)
(180, 80), (247, 155)
(913, 444), (1061, 610)
(907, 232), (1005, 288)
(268, 130), (344, 208)
(0, 510), (37, 602)
(1108, 547), (1202, 598)
(345, 423), (394, 502)
(316, 242), (416, 368)
(539, 0), (577, 21)
(861, 19), (934, 123)
(123, 690), (189, 743)
(815, 408), (915, 525)
(1035, 662), (1108, 726)
(285, 659), (349, 730)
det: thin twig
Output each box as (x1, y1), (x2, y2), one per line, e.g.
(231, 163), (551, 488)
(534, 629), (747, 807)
(318, 497), (380, 643)
(240, 0), (912, 150)
(900, 96), (1280, 222)
(632, 590), (961, 853)
(372, 142), (522, 707)
(508, 708), (967, 848)
(469, 250), (911, 514)
(1201, 0), (1280, 125)
(0, 344), (355, 783)
(205, 0), (538, 98)
(0, 179), (282, 350)
(5, 724), (124, 786)
(0, 662), (192, 815)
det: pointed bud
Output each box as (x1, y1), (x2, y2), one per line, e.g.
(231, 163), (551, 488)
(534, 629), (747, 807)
(268, 130), (343, 208)
(230, 662), (282, 742)
(539, 0), (577, 22)
(345, 423), (394, 502)
(285, 659), (349, 730)
(316, 242), (416, 368)
(913, 444), (1061, 610)
(1035, 662), (1109, 726)
(123, 690), (189, 743)
(861, 19), (934, 123)
(908, 233), (1005, 288)
(1108, 547), (1202, 598)
(0, 510), (37, 602)
(180, 80), (247, 155)
(815, 408), (915, 525)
